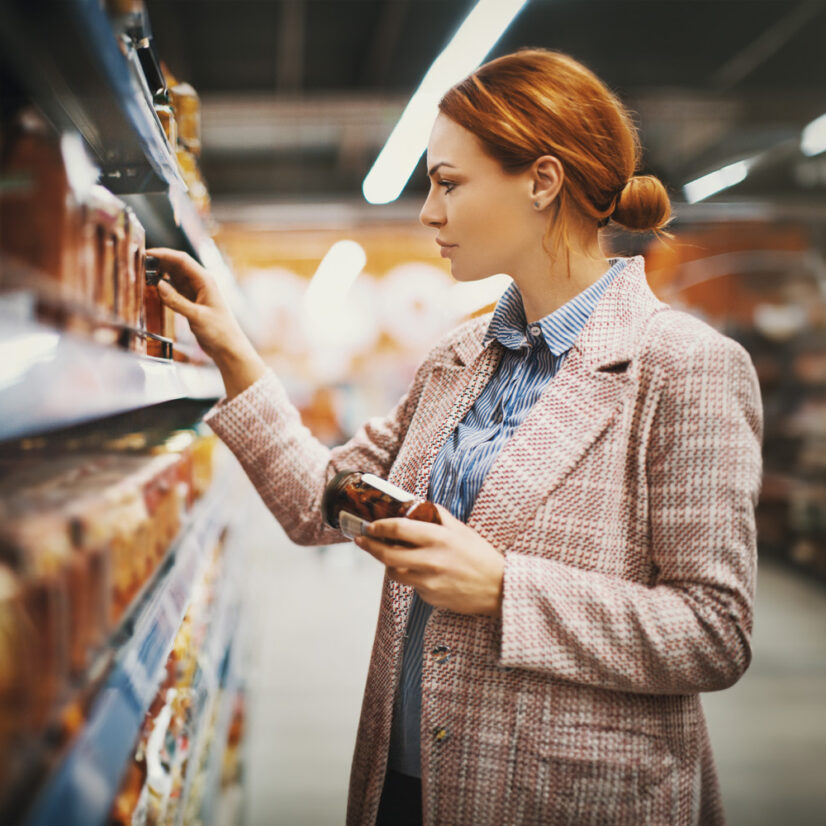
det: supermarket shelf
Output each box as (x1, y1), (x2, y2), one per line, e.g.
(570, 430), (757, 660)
(0, 0), (250, 306)
(122, 188), (252, 324)
(23, 476), (233, 826)
(0, 313), (223, 442)
(0, 0), (180, 193)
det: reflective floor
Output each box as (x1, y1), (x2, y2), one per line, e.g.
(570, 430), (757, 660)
(238, 486), (826, 826)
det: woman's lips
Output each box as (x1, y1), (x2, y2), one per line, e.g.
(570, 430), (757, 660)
(438, 242), (457, 258)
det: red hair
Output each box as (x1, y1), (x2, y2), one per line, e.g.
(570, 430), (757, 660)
(439, 49), (673, 258)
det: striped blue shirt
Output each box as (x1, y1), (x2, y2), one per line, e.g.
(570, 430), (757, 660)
(387, 257), (629, 777)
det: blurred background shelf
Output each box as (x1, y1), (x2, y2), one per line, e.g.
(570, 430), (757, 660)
(21, 470), (237, 826)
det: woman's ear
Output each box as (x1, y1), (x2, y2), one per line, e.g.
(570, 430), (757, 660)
(530, 155), (564, 210)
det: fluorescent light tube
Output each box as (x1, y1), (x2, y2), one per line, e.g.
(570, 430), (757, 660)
(683, 157), (758, 204)
(303, 240), (367, 323)
(801, 112), (826, 157)
(362, 0), (529, 205)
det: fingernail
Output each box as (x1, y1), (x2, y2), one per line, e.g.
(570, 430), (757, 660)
(157, 280), (170, 291)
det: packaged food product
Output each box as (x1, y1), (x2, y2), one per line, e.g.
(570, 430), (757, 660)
(0, 563), (35, 792)
(153, 90), (178, 151)
(0, 503), (72, 730)
(169, 82), (200, 156)
(0, 111), (86, 302)
(143, 256), (176, 358)
(175, 148), (210, 216)
(87, 184), (128, 318)
(322, 471), (441, 541)
(125, 207), (146, 336)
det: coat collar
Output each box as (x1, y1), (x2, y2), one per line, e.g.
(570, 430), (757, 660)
(450, 255), (664, 371)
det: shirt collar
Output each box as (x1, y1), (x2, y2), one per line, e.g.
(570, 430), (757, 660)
(483, 257), (629, 356)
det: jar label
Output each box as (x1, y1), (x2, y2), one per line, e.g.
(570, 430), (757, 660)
(361, 473), (415, 503)
(340, 510), (370, 540)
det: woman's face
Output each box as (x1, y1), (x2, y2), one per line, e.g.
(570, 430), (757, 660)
(420, 113), (539, 282)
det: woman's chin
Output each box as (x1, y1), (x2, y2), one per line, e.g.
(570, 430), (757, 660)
(451, 266), (500, 283)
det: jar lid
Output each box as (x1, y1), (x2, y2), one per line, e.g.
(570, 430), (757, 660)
(145, 255), (161, 284)
(321, 469), (361, 529)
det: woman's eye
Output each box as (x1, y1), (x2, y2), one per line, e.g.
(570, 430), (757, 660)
(438, 180), (456, 193)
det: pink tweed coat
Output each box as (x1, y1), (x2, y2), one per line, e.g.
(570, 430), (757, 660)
(206, 255), (763, 826)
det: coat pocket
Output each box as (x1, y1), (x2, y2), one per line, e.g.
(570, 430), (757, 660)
(513, 724), (677, 826)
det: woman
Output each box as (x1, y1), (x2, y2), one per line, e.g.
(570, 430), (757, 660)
(151, 49), (762, 826)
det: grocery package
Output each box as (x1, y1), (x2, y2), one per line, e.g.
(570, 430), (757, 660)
(0, 112), (88, 299)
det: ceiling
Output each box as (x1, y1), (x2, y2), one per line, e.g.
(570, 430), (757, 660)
(145, 0), (826, 208)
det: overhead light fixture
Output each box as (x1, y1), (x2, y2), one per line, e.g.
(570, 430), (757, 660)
(683, 156), (760, 204)
(801, 112), (826, 157)
(303, 239), (367, 325)
(362, 0), (529, 205)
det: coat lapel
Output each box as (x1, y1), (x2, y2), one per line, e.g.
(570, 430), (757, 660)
(467, 256), (665, 544)
(390, 325), (502, 625)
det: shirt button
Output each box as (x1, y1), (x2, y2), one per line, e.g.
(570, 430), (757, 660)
(431, 644), (451, 664)
(529, 325), (541, 337)
(433, 726), (450, 744)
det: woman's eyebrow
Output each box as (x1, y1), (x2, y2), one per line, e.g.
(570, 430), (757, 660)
(427, 162), (457, 177)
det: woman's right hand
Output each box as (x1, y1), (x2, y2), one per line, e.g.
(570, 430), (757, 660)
(147, 247), (267, 399)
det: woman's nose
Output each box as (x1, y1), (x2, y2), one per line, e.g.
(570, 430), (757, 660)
(419, 190), (444, 228)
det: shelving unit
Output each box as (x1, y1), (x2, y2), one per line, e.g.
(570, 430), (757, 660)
(21, 468), (241, 826)
(0, 0), (249, 319)
(0, 312), (223, 441)
(0, 1), (253, 822)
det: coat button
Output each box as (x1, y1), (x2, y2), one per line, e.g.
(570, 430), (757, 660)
(431, 644), (451, 664)
(433, 726), (450, 743)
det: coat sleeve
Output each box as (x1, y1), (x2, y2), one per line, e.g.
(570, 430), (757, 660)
(499, 328), (764, 695)
(204, 360), (431, 547)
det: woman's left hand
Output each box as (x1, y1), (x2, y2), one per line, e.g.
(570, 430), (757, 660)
(354, 505), (505, 617)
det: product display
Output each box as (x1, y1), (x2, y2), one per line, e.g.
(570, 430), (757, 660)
(109, 532), (241, 826)
(0, 428), (219, 773)
(0, 2), (244, 824)
(0, 120), (169, 356)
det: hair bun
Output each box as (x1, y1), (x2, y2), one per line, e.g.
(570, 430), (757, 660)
(611, 175), (671, 232)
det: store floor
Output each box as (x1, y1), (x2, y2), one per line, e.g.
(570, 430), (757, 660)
(238, 489), (826, 826)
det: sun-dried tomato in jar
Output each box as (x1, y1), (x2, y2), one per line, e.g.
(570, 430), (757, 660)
(322, 471), (441, 542)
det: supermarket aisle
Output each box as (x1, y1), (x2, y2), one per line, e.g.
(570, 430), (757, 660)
(239, 486), (826, 826)
(240, 486), (385, 826)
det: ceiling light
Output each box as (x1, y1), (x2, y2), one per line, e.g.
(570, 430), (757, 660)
(362, 0), (529, 205)
(683, 156), (759, 204)
(801, 112), (826, 157)
(303, 239), (367, 323)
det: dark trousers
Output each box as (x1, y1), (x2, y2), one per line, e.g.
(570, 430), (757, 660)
(375, 769), (423, 826)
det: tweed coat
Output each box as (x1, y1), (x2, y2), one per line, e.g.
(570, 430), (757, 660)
(205, 255), (763, 826)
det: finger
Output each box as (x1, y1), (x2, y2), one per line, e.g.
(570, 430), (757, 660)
(355, 535), (431, 570)
(386, 567), (419, 587)
(433, 504), (463, 527)
(146, 247), (210, 301)
(156, 279), (199, 320)
(367, 517), (443, 547)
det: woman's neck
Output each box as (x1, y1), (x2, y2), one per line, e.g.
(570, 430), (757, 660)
(515, 244), (613, 324)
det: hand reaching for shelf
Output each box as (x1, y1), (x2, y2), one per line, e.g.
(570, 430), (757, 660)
(146, 248), (268, 399)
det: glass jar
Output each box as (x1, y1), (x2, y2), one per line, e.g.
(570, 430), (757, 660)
(322, 471), (441, 541)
